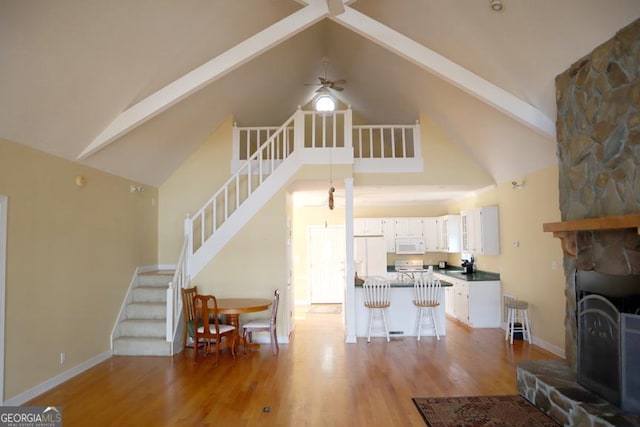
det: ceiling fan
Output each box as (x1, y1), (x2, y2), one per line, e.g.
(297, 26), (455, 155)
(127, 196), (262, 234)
(306, 57), (346, 93)
(308, 76), (347, 93)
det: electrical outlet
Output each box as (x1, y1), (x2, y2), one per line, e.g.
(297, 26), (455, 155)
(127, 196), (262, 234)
(551, 261), (559, 270)
(60, 352), (65, 364)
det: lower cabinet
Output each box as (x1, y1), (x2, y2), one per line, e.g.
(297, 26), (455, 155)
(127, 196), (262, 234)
(435, 274), (501, 328)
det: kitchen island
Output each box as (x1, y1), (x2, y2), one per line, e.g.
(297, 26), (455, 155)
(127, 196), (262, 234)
(354, 280), (452, 339)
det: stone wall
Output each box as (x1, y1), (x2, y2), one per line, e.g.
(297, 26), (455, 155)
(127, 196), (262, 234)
(555, 18), (640, 368)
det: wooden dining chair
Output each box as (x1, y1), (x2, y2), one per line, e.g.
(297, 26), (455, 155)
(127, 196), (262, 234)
(193, 294), (236, 363)
(242, 289), (280, 355)
(181, 285), (198, 349)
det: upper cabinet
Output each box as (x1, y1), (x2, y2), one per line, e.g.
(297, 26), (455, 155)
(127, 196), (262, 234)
(436, 215), (460, 253)
(394, 217), (424, 238)
(422, 217), (439, 252)
(460, 206), (500, 255)
(353, 218), (384, 236)
(382, 218), (396, 252)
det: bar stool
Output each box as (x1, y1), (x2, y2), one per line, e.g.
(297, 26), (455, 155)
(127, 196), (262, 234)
(505, 299), (532, 344)
(362, 276), (391, 342)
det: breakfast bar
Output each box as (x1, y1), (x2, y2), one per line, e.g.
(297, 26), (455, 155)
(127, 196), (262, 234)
(354, 280), (452, 339)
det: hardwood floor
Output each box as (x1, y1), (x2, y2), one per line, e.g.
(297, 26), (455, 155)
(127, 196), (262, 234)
(28, 307), (561, 426)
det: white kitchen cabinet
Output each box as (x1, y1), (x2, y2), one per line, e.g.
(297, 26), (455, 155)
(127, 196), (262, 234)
(435, 273), (501, 328)
(394, 217), (423, 238)
(460, 210), (474, 254)
(422, 217), (439, 252)
(382, 218), (396, 253)
(436, 215), (460, 253)
(354, 218), (384, 236)
(460, 207), (500, 255)
(444, 285), (455, 316)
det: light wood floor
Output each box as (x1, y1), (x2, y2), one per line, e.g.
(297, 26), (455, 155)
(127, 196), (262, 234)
(28, 307), (561, 426)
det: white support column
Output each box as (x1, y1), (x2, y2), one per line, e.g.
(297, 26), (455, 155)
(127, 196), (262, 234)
(344, 177), (357, 343)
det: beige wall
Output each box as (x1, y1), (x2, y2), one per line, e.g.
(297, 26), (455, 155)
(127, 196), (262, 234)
(158, 116), (234, 263)
(0, 138), (158, 400)
(447, 166), (565, 352)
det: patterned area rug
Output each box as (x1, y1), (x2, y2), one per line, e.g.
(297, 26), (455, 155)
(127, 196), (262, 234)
(412, 395), (558, 426)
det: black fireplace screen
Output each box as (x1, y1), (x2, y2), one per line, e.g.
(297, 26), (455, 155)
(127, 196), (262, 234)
(575, 270), (640, 414)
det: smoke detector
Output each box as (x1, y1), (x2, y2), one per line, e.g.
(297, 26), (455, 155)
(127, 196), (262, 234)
(490, 0), (504, 12)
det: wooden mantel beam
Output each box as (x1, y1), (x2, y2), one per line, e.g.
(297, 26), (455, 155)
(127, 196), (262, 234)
(542, 214), (640, 256)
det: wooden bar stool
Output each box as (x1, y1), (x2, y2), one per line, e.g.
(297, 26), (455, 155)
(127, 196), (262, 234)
(505, 299), (532, 344)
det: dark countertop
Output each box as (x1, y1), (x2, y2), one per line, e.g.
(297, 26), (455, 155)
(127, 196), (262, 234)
(387, 265), (500, 282)
(434, 269), (500, 282)
(355, 280), (452, 288)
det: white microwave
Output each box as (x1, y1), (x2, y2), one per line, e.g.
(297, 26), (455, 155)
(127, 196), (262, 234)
(395, 238), (425, 255)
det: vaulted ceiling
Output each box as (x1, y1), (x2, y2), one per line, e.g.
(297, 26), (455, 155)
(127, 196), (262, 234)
(2, 0), (639, 191)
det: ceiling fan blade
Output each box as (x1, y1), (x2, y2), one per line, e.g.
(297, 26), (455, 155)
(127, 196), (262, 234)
(332, 79), (346, 85)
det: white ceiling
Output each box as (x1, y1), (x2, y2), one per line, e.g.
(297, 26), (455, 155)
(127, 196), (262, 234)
(2, 0), (639, 204)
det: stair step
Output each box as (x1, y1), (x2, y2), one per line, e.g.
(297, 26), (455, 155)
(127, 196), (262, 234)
(119, 319), (166, 337)
(137, 273), (173, 287)
(126, 302), (166, 320)
(113, 337), (171, 356)
(132, 286), (167, 303)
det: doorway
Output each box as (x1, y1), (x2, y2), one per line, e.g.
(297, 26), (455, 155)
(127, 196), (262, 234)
(308, 225), (345, 304)
(0, 195), (7, 403)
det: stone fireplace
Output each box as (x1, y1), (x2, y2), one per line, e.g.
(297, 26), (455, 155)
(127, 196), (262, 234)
(517, 18), (640, 426)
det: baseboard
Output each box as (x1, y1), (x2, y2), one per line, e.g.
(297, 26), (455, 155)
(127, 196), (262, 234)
(3, 351), (112, 406)
(501, 325), (565, 358)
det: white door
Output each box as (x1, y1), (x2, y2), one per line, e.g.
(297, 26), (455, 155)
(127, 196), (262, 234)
(309, 225), (345, 304)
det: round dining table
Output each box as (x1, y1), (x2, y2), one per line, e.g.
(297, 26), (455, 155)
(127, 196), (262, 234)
(216, 298), (272, 350)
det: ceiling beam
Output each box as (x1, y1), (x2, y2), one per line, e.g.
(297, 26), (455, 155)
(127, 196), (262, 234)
(332, 7), (556, 138)
(77, 1), (328, 160)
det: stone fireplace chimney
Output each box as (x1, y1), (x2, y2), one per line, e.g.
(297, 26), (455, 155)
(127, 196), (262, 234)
(554, 18), (640, 370)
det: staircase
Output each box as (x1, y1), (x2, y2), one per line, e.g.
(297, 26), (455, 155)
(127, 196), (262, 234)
(111, 107), (423, 356)
(112, 270), (174, 356)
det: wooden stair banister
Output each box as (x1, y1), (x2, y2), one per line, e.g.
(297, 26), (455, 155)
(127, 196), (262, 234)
(543, 214), (640, 256)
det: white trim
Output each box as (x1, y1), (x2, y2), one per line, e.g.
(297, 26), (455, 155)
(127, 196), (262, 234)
(501, 325), (565, 359)
(333, 7), (555, 138)
(110, 267), (140, 348)
(3, 351), (111, 406)
(0, 195), (7, 403)
(77, 2), (327, 159)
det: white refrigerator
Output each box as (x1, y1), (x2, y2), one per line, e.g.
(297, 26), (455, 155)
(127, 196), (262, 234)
(354, 236), (387, 279)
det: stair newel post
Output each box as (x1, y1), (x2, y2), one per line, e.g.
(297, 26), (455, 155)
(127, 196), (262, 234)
(412, 119), (422, 160)
(232, 122), (240, 174)
(184, 214), (192, 278)
(294, 106), (305, 156)
(166, 280), (174, 342)
(345, 106), (353, 153)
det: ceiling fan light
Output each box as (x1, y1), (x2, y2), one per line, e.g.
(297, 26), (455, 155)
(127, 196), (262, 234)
(315, 94), (335, 112)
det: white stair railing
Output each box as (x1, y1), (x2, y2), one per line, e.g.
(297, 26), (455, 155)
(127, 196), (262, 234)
(166, 237), (189, 346)
(187, 112), (296, 259)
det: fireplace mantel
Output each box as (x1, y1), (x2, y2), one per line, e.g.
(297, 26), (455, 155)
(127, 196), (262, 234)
(543, 214), (640, 256)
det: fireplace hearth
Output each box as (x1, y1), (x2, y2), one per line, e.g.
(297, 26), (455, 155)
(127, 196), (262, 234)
(576, 269), (640, 414)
